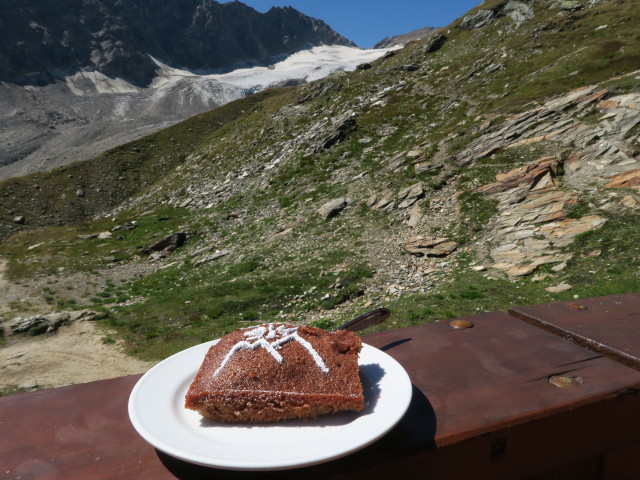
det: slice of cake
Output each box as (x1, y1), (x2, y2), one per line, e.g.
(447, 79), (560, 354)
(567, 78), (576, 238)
(185, 323), (364, 423)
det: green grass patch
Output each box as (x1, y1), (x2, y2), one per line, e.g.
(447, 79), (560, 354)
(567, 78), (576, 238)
(0, 205), (191, 280)
(102, 250), (373, 360)
(559, 213), (640, 298)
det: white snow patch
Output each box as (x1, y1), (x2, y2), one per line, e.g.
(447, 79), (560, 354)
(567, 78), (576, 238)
(65, 45), (394, 102)
(207, 44), (394, 90)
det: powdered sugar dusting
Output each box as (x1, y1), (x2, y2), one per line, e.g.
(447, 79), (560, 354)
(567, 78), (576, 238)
(212, 324), (329, 377)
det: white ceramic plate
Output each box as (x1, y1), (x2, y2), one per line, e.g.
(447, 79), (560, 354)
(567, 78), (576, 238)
(128, 341), (412, 471)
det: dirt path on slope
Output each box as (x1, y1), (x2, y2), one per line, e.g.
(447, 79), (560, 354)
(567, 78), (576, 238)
(0, 320), (154, 391)
(0, 258), (154, 393)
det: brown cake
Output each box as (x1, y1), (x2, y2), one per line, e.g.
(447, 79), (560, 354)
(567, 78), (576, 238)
(185, 323), (364, 423)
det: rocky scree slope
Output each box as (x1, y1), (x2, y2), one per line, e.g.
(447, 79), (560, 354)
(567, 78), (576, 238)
(1, 0), (639, 374)
(0, 0), (361, 180)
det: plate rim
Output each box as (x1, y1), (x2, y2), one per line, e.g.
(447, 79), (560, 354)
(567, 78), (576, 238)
(128, 340), (412, 471)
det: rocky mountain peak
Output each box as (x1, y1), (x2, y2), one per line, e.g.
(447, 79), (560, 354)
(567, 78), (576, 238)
(0, 0), (355, 86)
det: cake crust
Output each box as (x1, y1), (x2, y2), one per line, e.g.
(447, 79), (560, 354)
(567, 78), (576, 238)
(185, 324), (364, 423)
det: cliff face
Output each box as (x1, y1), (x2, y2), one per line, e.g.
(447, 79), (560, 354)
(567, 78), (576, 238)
(0, 0), (355, 85)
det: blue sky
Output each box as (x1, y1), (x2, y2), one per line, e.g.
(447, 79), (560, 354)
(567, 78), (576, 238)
(225, 1), (481, 48)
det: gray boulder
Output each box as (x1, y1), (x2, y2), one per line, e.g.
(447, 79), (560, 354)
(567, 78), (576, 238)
(397, 182), (426, 209)
(9, 310), (105, 336)
(504, 1), (534, 24)
(10, 313), (70, 335)
(318, 198), (351, 220)
(459, 9), (496, 30)
(141, 232), (186, 254)
(423, 33), (447, 54)
(403, 237), (458, 257)
(321, 112), (358, 150)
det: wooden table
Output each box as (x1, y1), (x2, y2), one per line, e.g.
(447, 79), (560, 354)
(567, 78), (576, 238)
(509, 292), (640, 371)
(2, 306), (640, 479)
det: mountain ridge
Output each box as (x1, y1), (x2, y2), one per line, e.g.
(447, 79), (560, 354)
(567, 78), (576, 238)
(0, 0), (355, 86)
(0, 45), (389, 180)
(373, 27), (440, 49)
(0, 1), (379, 181)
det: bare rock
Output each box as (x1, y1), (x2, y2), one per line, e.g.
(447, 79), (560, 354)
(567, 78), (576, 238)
(507, 264), (538, 277)
(318, 198), (350, 220)
(403, 237), (457, 257)
(605, 169), (640, 189)
(180, 197), (194, 208)
(478, 156), (558, 195)
(407, 203), (423, 228)
(545, 283), (574, 293)
(13, 215), (25, 224)
(414, 162), (443, 175)
(194, 249), (232, 266)
(621, 195), (638, 208)
(555, 1), (583, 11)
(370, 191), (396, 211)
(539, 215), (607, 246)
(148, 251), (165, 262)
(322, 112), (358, 150)
(459, 9), (496, 30)
(552, 262), (568, 272)
(397, 182), (426, 209)
(69, 310), (105, 322)
(9, 312), (70, 335)
(423, 33), (447, 53)
(382, 151), (407, 172)
(504, 1), (534, 24)
(141, 232), (186, 254)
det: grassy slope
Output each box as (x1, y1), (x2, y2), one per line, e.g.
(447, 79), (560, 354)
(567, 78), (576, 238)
(0, 88), (292, 241)
(1, 0), (639, 360)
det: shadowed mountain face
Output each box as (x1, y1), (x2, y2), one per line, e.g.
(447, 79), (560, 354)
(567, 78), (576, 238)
(0, 0), (355, 86)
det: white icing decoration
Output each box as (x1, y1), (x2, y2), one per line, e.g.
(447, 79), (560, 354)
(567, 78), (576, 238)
(213, 324), (329, 377)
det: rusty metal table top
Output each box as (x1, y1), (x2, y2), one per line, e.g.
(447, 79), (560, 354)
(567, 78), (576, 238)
(2, 309), (640, 479)
(509, 292), (640, 371)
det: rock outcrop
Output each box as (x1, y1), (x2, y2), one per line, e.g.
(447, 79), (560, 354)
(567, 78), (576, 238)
(456, 86), (640, 191)
(373, 27), (439, 49)
(474, 153), (607, 276)
(9, 310), (103, 336)
(318, 198), (351, 220)
(459, 10), (497, 30)
(403, 237), (458, 257)
(141, 232), (187, 255)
